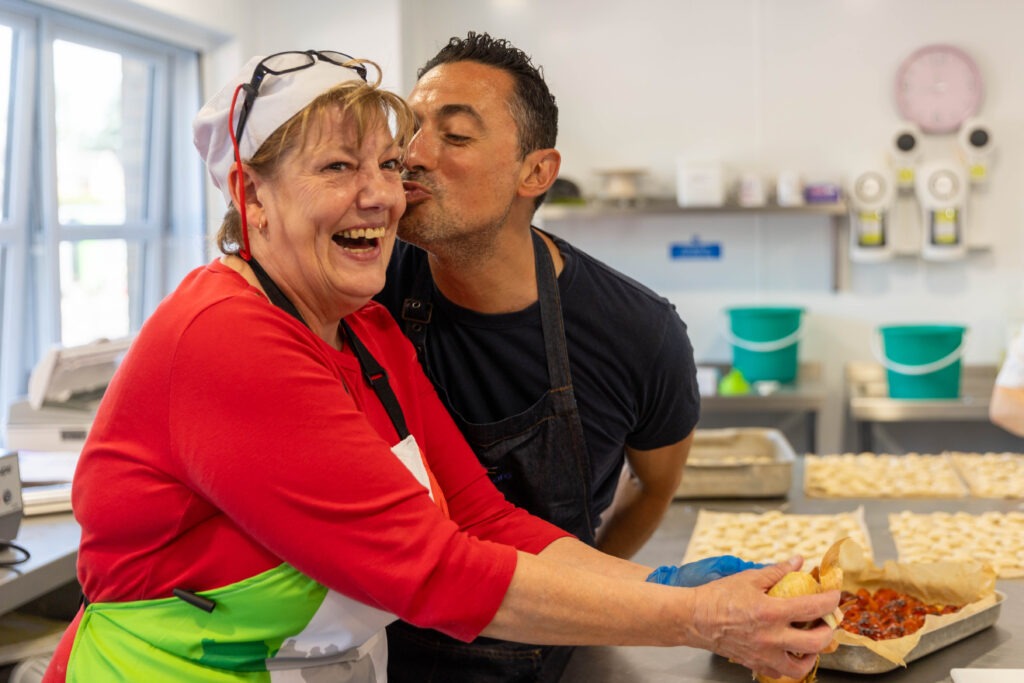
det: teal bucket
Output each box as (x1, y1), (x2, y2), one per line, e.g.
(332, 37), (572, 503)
(725, 307), (804, 383)
(877, 324), (967, 399)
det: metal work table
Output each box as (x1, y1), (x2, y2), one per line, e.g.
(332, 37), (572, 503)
(0, 513), (79, 615)
(562, 457), (1024, 683)
(8, 475), (1024, 682)
(699, 363), (826, 454)
(846, 363), (1008, 452)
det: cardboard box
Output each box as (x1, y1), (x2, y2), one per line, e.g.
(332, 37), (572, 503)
(676, 160), (726, 207)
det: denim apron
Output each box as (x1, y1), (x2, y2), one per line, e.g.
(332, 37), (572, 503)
(387, 230), (592, 683)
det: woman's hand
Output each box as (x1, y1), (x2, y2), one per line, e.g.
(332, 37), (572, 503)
(685, 557), (840, 680)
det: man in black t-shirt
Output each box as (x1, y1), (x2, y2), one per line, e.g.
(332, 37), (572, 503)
(375, 32), (700, 683)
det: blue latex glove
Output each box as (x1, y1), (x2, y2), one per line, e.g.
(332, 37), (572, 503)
(645, 555), (766, 587)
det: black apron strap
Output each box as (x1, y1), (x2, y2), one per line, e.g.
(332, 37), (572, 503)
(401, 231), (565, 386)
(248, 258), (307, 326)
(531, 229), (572, 389)
(341, 321), (410, 440)
(530, 229), (594, 538)
(247, 257), (410, 440)
(399, 258), (435, 359)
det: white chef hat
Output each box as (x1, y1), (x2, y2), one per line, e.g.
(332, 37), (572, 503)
(193, 54), (366, 206)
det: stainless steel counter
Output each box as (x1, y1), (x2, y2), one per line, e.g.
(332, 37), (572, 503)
(1, 513), (79, 614)
(847, 362), (995, 423)
(8, 477), (1023, 682)
(562, 457), (1024, 683)
(845, 363), (1017, 453)
(699, 363), (826, 454)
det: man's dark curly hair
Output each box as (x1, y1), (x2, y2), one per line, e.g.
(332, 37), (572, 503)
(418, 31), (558, 162)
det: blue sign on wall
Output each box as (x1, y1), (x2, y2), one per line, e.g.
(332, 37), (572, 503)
(669, 238), (722, 260)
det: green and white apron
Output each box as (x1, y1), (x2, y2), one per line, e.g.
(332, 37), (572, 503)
(70, 435), (442, 682)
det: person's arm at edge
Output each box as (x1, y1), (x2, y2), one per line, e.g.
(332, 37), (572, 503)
(990, 384), (1024, 437)
(595, 431), (694, 558)
(990, 323), (1024, 436)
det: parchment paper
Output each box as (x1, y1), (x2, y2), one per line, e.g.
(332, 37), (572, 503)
(830, 538), (998, 666)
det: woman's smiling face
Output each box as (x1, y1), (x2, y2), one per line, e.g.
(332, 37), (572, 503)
(251, 105), (405, 322)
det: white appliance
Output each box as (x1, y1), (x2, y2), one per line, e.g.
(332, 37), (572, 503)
(5, 337), (133, 452)
(958, 117), (996, 249)
(0, 450), (22, 540)
(915, 160), (969, 261)
(958, 117), (996, 186)
(0, 450), (22, 541)
(847, 169), (896, 262)
(889, 123), (922, 191)
(888, 123), (924, 255)
(5, 402), (95, 453)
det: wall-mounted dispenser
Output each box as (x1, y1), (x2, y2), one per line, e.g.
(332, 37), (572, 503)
(889, 123), (922, 191)
(957, 117), (995, 249)
(915, 160), (969, 261)
(888, 123), (924, 255)
(847, 169), (896, 262)
(957, 117), (995, 186)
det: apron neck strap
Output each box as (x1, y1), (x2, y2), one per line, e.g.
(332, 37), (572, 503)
(341, 321), (410, 439)
(247, 256), (410, 440)
(248, 257), (307, 327)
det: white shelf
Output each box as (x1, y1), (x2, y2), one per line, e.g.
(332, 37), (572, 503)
(540, 198), (849, 291)
(540, 198), (847, 220)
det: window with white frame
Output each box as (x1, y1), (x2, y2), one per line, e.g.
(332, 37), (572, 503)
(0, 0), (204, 444)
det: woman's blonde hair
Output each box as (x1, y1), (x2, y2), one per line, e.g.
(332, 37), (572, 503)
(215, 60), (414, 255)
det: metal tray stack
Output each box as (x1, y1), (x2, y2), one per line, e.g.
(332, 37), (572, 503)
(674, 428), (795, 499)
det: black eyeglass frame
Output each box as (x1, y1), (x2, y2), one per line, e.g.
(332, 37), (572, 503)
(232, 50), (368, 144)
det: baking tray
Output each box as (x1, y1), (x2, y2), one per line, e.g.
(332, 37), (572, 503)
(819, 591), (1005, 674)
(681, 507), (872, 568)
(674, 428), (794, 498)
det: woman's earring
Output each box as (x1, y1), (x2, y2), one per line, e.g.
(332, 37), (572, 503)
(258, 215), (268, 237)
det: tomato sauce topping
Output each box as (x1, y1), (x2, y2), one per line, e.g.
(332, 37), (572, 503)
(838, 588), (961, 640)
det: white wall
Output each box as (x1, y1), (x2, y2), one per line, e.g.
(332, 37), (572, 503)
(249, 1), (404, 94)
(75, 0), (1024, 452)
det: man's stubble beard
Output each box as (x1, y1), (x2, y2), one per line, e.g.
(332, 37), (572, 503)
(399, 195), (513, 271)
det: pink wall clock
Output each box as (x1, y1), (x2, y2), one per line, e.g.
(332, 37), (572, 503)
(895, 44), (984, 134)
